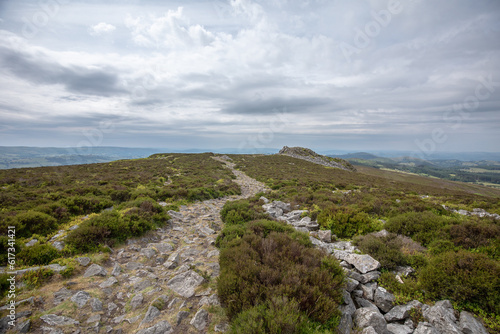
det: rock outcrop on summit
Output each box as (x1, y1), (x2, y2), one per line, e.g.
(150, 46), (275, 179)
(278, 146), (356, 171)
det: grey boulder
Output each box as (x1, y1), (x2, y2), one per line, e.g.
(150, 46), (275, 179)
(166, 270), (205, 298)
(354, 307), (387, 334)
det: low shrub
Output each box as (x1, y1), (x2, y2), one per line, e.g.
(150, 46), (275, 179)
(449, 219), (500, 249)
(66, 199), (169, 253)
(353, 233), (408, 270)
(22, 268), (54, 288)
(420, 250), (500, 314)
(377, 272), (424, 305)
(17, 244), (59, 266)
(428, 239), (458, 255)
(14, 211), (58, 237)
(61, 195), (113, 215)
(218, 222), (344, 331)
(317, 207), (378, 238)
(385, 211), (452, 246)
(220, 199), (267, 226)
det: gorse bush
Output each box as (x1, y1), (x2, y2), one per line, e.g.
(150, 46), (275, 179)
(420, 250), (500, 314)
(217, 220), (344, 333)
(318, 207), (378, 238)
(66, 199), (170, 253)
(220, 199), (268, 226)
(17, 244), (59, 266)
(13, 211), (58, 237)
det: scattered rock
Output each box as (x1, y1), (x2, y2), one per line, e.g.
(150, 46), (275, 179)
(459, 311), (488, 334)
(52, 241), (65, 251)
(70, 291), (91, 308)
(99, 276), (118, 289)
(141, 306), (161, 325)
(354, 307), (387, 334)
(83, 264), (107, 277)
(190, 308), (209, 331)
(40, 314), (79, 326)
(136, 320), (173, 334)
(318, 229), (332, 243)
(76, 257), (91, 267)
(90, 298), (103, 312)
(111, 263), (121, 276)
(166, 270), (205, 298)
(373, 287), (395, 313)
(413, 322), (440, 334)
(387, 323), (413, 334)
(384, 300), (422, 322)
(130, 294), (144, 310)
(423, 300), (462, 334)
(25, 239), (38, 247)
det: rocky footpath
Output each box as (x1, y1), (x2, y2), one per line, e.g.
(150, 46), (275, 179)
(1, 156), (267, 334)
(261, 199), (490, 334)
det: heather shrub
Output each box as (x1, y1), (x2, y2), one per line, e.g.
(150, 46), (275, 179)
(420, 250), (500, 314)
(14, 211), (58, 237)
(428, 239), (457, 255)
(449, 219), (500, 249)
(353, 233), (408, 270)
(61, 195), (113, 215)
(66, 200), (169, 253)
(218, 226), (344, 330)
(317, 207), (377, 238)
(18, 243), (59, 266)
(385, 211), (451, 246)
(220, 200), (267, 226)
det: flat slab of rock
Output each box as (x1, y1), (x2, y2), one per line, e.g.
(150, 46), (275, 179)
(40, 314), (79, 326)
(167, 270), (204, 298)
(459, 311), (488, 334)
(99, 276), (118, 289)
(354, 307), (387, 334)
(334, 250), (380, 274)
(83, 264), (107, 277)
(70, 291), (91, 308)
(190, 308), (209, 331)
(136, 320), (173, 334)
(423, 300), (461, 334)
(373, 287), (395, 313)
(76, 257), (91, 267)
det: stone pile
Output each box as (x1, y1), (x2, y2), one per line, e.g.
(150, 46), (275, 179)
(261, 199), (320, 232)
(442, 205), (500, 220)
(260, 198), (489, 334)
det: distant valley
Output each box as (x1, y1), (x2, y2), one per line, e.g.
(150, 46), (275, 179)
(331, 152), (500, 188)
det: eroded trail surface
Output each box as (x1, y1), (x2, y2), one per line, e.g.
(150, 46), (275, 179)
(23, 157), (267, 334)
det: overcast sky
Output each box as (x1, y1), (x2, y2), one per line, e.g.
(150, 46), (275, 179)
(0, 0), (499, 155)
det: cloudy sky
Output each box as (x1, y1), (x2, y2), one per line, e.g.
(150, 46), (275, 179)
(0, 0), (499, 155)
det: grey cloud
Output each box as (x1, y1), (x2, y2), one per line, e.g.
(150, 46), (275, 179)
(221, 97), (334, 115)
(0, 44), (126, 97)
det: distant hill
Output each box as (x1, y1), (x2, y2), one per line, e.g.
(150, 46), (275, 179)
(278, 146), (356, 171)
(329, 152), (500, 188)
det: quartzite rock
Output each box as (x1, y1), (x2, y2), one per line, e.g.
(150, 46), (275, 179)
(373, 287), (395, 313)
(166, 270), (204, 298)
(354, 307), (387, 334)
(83, 264), (107, 277)
(459, 311), (488, 334)
(190, 308), (209, 331)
